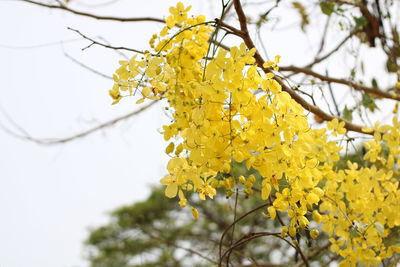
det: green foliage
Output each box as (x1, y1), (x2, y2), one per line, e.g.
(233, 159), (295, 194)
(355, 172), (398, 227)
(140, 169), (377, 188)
(353, 16), (367, 29)
(292, 1), (309, 31)
(319, 1), (335, 16)
(85, 184), (333, 266)
(342, 105), (353, 122)
(361, 93), (378, 112)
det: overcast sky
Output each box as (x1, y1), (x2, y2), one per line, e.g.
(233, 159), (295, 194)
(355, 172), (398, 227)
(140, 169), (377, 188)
(0, 1), (396, 267)
(0, 1), (176, 266)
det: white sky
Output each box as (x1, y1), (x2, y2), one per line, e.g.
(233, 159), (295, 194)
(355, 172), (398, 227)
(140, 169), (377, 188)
(0, 1), (396, 267)
(0, 1), (175, 266)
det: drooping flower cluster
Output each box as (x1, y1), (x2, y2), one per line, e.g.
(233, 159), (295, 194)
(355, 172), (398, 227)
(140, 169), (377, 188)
(109, 2), (400, 265)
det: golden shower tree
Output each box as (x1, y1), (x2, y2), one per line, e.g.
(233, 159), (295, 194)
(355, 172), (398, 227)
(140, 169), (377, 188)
(16, 0), (400, 266)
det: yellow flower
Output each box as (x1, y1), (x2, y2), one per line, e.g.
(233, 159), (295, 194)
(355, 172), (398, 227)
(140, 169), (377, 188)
(310, 229), (319, 239)
(191, 206), (199, 219)
(165, 142), (175, 154)
(160, 175), (179, 198)
(169, 2), (191, 24)
(327, 118), (346, 136)
(267, 206), (277, 219)
(197, 177), (217, 200)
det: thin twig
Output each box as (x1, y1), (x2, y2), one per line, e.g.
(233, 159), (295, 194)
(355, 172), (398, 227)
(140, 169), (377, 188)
(315, 16), (331, 57)
(18, 0), (165, 23)
(218, 202), (270, 265)
(294, 243), (330, 267)
(226, 188), (240, 266)
(64, 52), (112, 80)
(67, 27), (144, 53)
(140, 226), (218, 265)
(279, 65), (398, 101)
(0, 101), (157, 145)
(326, 70), (341, 116)
(305, 30), (360, 68)
(221, 231), (284, 265)
(0, 38), (81, 49)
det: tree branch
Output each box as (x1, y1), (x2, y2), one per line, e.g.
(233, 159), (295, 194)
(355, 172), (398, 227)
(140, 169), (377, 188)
(294, 242), (330, 267)
(17, 0), (165, 23)
(279, 65), (399, 101)
(0, 101), (157, 145)
(306, 30), (360, 68)
(140, 226), (218, 265)
(67, 27), (144, 54)
(64, 52), (112, 80)
(221, 231), (284, 266)
(218, 202), (270, 265)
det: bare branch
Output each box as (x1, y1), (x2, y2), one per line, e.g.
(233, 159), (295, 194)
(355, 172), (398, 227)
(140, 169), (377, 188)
(216, 19), (245, 36)
(306, 30), (360, 68)
(64, 52), (112, 80)
(279, 65), (399, 101)
(295, 243), (330, 267)
(0, 101), (157, 145)
(221, 231), (284, 266)
(218, 202), (270, 263)
(17, 0), (165, 23)
(315, 16), (331, 57)
(238, 264), (283, 267)
(67, 27), (144, 54)
(140, 226), (218, 265)
(0, 38), (81, 49)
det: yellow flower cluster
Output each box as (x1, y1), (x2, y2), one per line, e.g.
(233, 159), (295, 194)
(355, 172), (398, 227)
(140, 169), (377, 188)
(109, 2), (399, 265)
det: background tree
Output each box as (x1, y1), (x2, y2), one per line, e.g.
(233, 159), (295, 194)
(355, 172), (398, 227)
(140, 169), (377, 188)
(86, 153), (394, 267)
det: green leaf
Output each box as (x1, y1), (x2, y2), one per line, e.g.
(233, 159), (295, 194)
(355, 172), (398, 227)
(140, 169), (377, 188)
(353, 16), (367, 29)
(371, 78), (378, 88)
(386, 57), (398, 73)
(362, 93), (379, 112)
(319, 2), (335, 16)
(343, 105), (353, 121)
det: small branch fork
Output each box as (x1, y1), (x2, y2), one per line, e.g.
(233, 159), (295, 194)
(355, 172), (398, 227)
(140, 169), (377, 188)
(279, 66), (398, 101)
(217, 201), (315, 267)
(67, 27), (144, 54)
(140, 226), (218, 265)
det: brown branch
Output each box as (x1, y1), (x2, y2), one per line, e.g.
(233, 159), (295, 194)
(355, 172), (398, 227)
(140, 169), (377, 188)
(315, 16), (331, 58)
(221, 231), (284, 266)
(328, 0), (357, 6)
(279, 65), (399, 101)
(218, 202), (270, 265)
(0, 101), (157, 145)
(238, 264), (282, 267)
(18, 0), (165, 23)
(294, 242), (330, 267)
(67, 27), (144, 54)
(276, 78), (371, 134)
(231, 0), (372, 135)
(140, 226), (218, 265)
(216, 19), (245, 37)
(306, 30), (360, 68)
